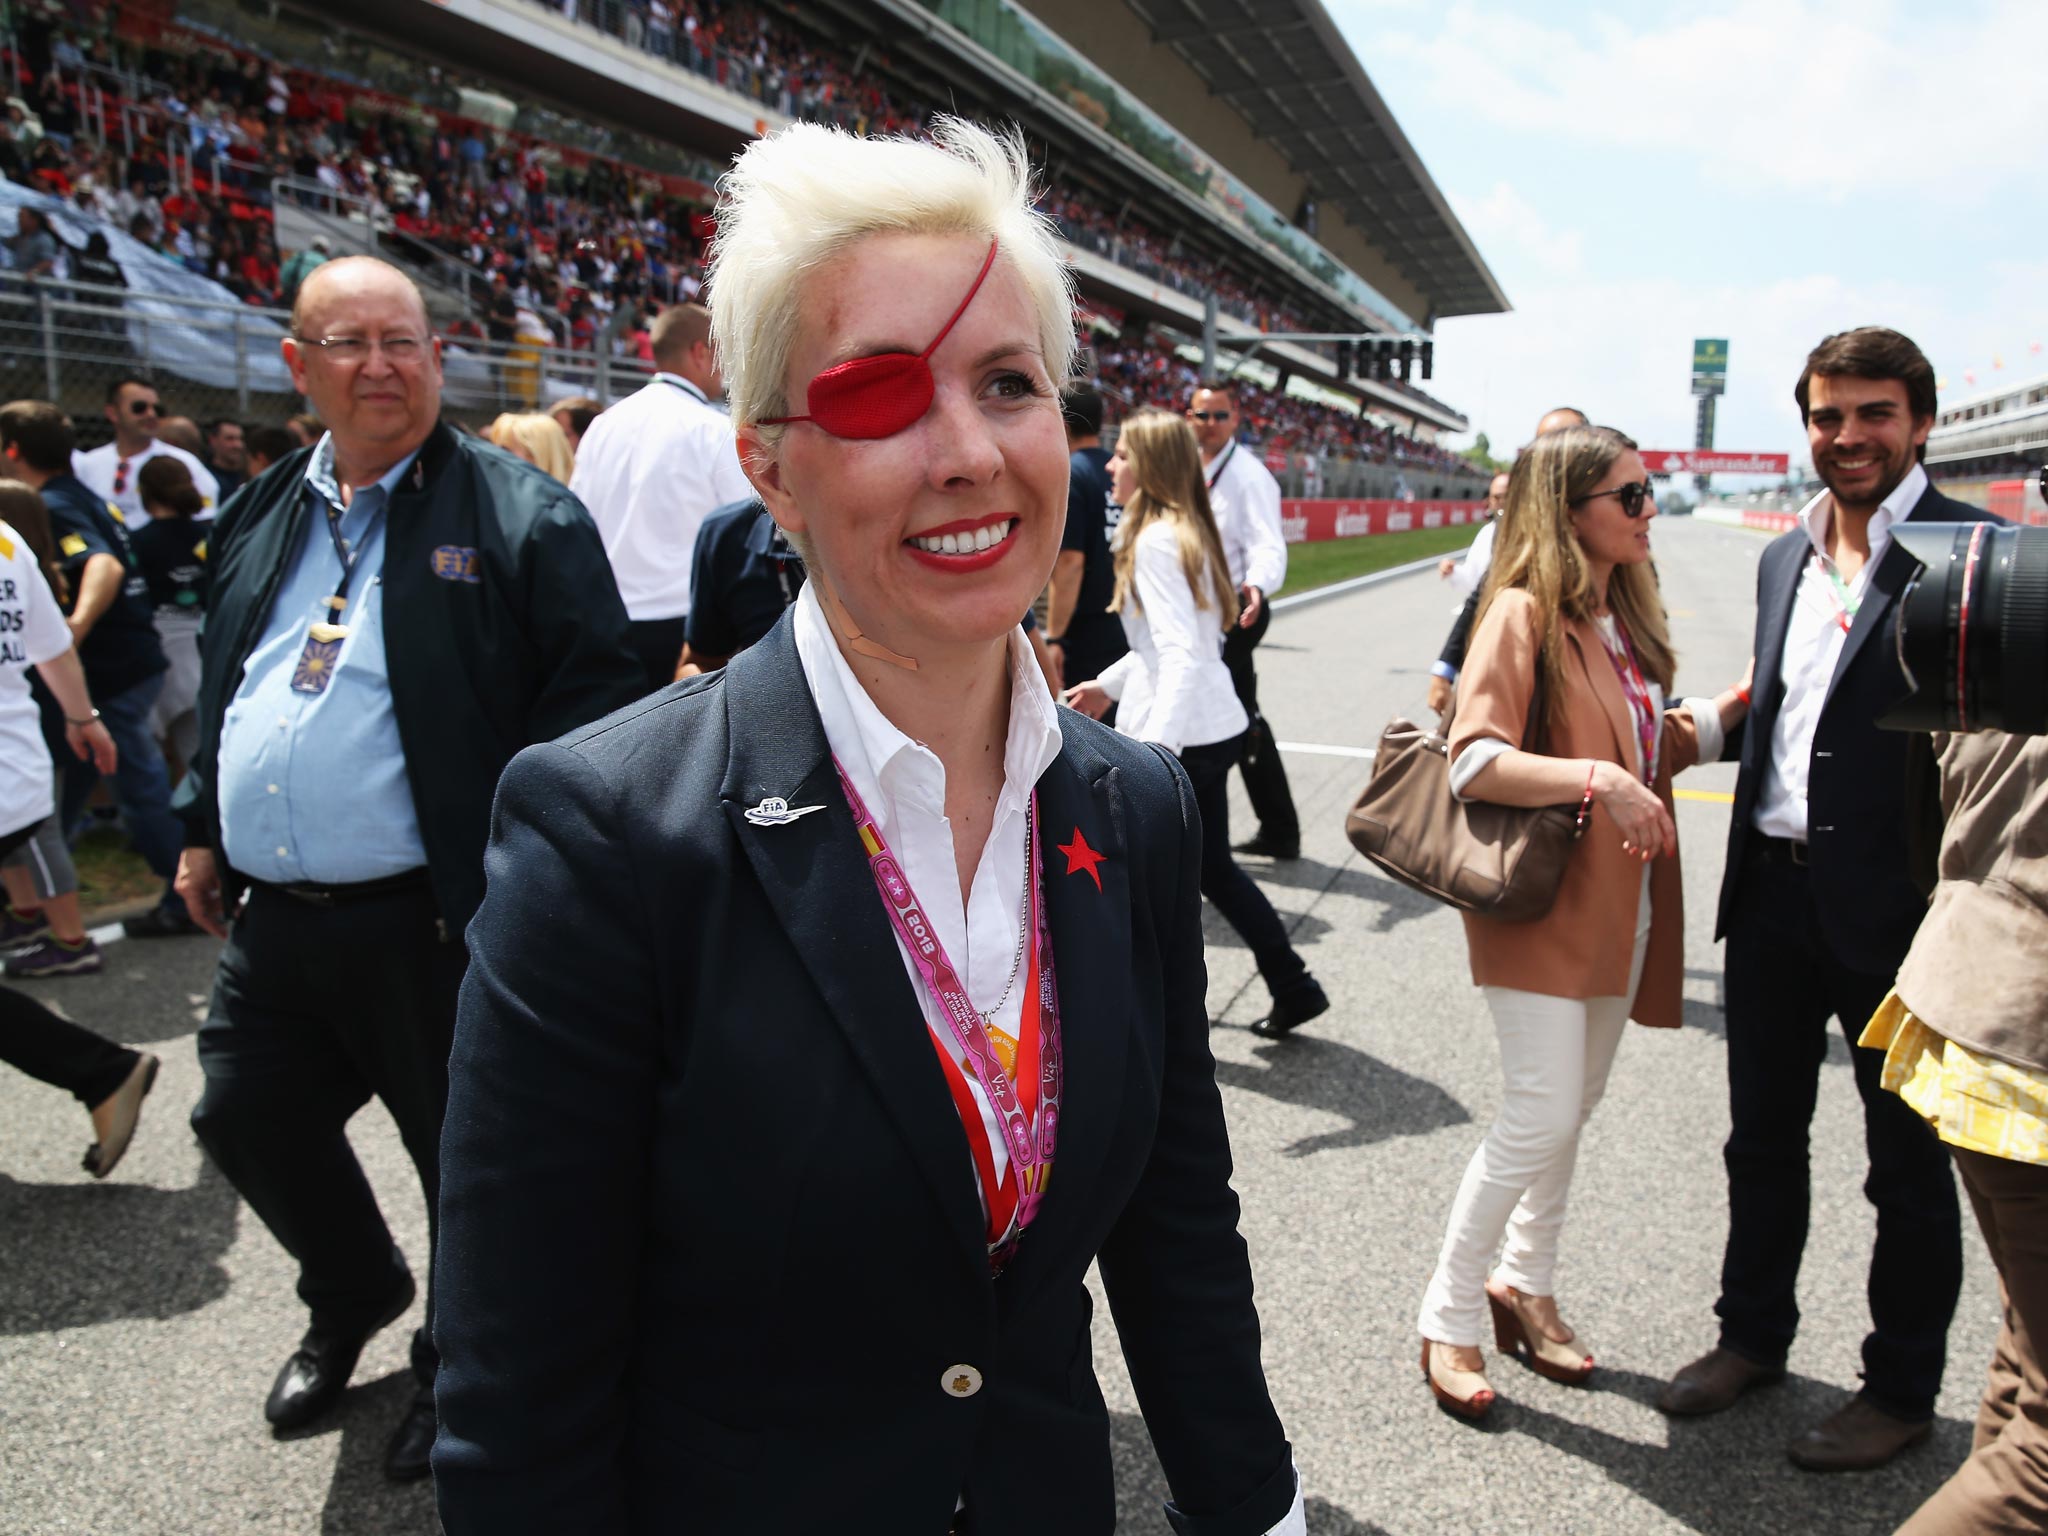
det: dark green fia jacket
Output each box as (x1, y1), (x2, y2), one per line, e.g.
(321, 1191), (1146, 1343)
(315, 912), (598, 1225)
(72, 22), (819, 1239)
(184, 420), (645, 935)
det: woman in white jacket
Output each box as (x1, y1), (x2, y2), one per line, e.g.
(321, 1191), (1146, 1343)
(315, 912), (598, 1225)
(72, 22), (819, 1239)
(1066, 411), (1328, 1037)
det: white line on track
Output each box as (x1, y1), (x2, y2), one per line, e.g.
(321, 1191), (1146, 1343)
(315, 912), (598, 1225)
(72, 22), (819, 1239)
(1269, 546), (1470, 613)
(1275, 741), (1377, 759)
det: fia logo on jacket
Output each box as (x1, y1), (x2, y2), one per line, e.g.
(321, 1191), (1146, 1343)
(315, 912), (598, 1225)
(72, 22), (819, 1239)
(430, 545), (481, 584)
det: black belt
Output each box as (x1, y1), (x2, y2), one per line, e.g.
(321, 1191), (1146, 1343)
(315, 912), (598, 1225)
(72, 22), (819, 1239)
(248, 868), (431, 907)
(1751, 834), (1809, 867)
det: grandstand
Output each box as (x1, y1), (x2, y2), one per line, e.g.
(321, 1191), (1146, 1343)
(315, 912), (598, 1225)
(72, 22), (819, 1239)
(3, 0), (1503, 494)
(1925, 369), (2048, 512)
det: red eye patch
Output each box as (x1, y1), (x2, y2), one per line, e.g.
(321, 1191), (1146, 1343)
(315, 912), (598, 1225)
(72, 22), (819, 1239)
(761, 238), (1000, 440)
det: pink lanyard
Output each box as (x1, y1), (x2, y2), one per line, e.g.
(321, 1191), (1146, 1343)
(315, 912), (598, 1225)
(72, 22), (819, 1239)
(1598, 620), (1658, 782)
(831, 758), (1063, 1256)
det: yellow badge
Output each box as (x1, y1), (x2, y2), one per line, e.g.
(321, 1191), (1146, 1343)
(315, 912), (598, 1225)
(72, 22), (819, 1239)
(60, 534), (88, 557)
(194, 539), (207, 562)
(0, 529), (14, 561)
(105, 502), (126, 526)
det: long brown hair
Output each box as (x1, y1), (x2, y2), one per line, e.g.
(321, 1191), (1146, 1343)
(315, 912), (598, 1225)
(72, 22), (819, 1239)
(0, 478), (70, 608)
(1479, 425), (1674, 720)
(1108, 410), (1239, 629)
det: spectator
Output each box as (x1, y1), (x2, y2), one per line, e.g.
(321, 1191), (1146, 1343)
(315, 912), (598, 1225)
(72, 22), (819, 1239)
(678, 496), (803, 675)
(132, 455), (208, 769)
(156, 414), (206, 460)
(0, 399), (193, 938)
(277, 234), (330, 310)
(203, 417), (248, 498)
(8, 207), (60, 277)
(547, 394), (600, 452)
(568, 300), (752, 692)
(245, 424), (298, 477)
(285, 413), (320, 448)
(72, 378), (221, 525)
(68, 230), (126, 341)
(1046, 384), (1126, 688)
(484, 412), (575, 483)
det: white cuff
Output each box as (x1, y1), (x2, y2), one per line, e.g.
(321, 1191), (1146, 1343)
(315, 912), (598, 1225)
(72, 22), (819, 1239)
(1263, 1469), (1307, 1536)
(1449, 736), (1511, 802)
(1680, 696), (1725, 768)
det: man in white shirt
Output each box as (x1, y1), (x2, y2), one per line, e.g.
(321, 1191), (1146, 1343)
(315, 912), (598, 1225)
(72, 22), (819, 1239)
(1661, 327), (1980, 1475)
(72, 377), (219, 526)
(1186, 382), (1299, 860)
(569, 302), (753, 692)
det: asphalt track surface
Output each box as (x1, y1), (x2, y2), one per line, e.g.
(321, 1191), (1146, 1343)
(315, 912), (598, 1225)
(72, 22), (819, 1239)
(0, 516), (1997, 1534)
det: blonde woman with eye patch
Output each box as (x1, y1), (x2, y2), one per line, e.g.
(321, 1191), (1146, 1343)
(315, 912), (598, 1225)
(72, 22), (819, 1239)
(435, 120), (1309, 1536)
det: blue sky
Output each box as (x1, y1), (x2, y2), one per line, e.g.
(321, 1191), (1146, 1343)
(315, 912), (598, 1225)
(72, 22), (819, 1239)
(1327, 0), (2048, 478)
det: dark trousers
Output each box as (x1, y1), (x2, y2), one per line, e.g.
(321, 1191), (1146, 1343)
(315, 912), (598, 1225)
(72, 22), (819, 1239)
(0, 983), (138, 1107)
(58, 671), (187, 916)
(1716, 847), (1962, 1420)
(624, 617), (688, 696)
(191, 880), (466, 1386)
(1220, 596), (1298, 848)
(1179, 735), (1308, 1001)
(1900, 1147), (2048, 1534)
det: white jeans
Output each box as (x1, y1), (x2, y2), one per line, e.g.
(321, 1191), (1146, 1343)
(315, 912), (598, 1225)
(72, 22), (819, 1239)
(1418, 875), (1652, 1347)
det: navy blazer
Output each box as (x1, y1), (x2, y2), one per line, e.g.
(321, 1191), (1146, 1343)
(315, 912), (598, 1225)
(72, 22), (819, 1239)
(1716, 478), (1999, 973)
(432, 616), (1295, 1536)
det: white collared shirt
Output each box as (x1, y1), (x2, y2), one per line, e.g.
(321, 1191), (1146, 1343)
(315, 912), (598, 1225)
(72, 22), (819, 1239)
(567, 373), (753, 621)
(72, 440), (220, 525)
(792, 584), (1063, 1193)
(1094, 520), (1249, 754)
(1204, 441), (1289, 596)
(1753, 462), (1925, 841)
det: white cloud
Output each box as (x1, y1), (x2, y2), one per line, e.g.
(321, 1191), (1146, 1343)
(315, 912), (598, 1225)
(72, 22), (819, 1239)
(1347, 0), (2048, 201)
(1448, 182), (1582, 277)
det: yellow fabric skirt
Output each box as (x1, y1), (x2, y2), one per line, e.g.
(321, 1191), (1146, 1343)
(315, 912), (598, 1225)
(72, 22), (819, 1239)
(1860, 992), (2048, 1166)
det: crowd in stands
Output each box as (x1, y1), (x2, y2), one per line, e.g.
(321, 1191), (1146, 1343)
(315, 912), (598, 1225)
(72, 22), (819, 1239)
(4, 4), (1469, 454)
(1094, 333), (1476, 478)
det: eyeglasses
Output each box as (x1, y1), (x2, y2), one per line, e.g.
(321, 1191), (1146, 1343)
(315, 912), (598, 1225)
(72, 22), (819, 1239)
(1570, 479), (1655, 518)
(127, 400), (160, 417)
(760, 239), (999, 440)
(295, 334), (429, 364)
(1186, 411), (1233, 423)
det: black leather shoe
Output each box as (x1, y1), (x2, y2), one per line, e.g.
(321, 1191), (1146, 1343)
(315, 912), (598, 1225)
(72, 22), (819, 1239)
(121, 902), (200, 939)
(1250, 979), (1329, 1039)
(383, 1386), (438, 1482)
(1232, 832), (1301, 861)
(264, 1272), (417, 1432)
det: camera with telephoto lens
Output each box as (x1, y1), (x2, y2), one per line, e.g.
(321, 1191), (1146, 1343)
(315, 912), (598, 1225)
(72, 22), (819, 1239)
(1880, 486), (2048, 736)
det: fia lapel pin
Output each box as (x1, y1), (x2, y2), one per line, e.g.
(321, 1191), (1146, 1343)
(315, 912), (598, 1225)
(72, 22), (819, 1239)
(745, 796), (826, 828)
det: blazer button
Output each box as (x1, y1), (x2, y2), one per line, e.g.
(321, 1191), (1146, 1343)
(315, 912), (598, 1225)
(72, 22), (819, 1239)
(941, 1364), (984, 1399)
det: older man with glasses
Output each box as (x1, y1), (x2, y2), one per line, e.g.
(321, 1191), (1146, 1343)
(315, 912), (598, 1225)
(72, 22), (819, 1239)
(72, 376), (218, 527)
(174, 256), (643, 1480)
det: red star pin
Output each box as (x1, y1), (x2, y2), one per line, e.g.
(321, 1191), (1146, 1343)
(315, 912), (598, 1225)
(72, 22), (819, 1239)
(1057, 827), (1107, 892)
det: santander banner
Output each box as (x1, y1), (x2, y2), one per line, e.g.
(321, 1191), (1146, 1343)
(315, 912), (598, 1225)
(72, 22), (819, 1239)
(1279, 499), (1486, 544)
(1642, 450), (1791, 476)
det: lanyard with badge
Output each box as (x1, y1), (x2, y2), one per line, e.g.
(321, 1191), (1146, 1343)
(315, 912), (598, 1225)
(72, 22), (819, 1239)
(1808, 554), (1860, 635)
(1597, 617), (1660, 782)
(832, 759), (1062, 1273)
(290, 495), (386, 695)
(1205, 438), (1236, 492)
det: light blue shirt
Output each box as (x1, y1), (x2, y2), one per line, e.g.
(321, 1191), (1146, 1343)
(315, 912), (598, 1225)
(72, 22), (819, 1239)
(216, 435), (427, 884)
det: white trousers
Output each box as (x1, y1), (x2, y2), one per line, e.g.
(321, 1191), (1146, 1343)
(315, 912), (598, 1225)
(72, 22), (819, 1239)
(1417, 877), (1651, 1347)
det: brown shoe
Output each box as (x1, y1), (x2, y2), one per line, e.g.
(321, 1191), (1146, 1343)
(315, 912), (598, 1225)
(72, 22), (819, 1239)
(1787, 1397), (1931, 1472)
(1656, 1346), (1786, 1417)
(83, 1052), (159, 1180)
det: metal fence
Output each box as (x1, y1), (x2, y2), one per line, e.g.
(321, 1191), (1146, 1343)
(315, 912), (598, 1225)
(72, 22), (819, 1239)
(0, 271), (655, 440)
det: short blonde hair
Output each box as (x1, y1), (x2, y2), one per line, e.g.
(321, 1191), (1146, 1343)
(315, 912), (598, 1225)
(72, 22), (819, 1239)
(709, 117), (1076, 434)
(486, 412), (575, 484)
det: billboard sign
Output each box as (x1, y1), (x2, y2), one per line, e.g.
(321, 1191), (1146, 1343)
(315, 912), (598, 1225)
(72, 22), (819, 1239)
(1644, 449), (1789, 476)
(1691, 338), (1728, 397)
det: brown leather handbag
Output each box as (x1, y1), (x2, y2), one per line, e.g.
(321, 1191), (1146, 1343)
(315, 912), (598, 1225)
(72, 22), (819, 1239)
(1344, 680), (1590, 923)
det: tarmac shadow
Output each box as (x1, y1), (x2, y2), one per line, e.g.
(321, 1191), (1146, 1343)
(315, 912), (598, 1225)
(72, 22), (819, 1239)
(1214, 1037), (1470, 1158)
(1110, 1410), (1390, 1533)
(1500, 1364), (1969, 1534)
(301, 1368), (439, 1535)
(0, 1156), (237, 1333)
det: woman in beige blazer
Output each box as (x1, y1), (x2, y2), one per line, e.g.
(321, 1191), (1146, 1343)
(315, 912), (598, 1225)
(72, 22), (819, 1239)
(1416, 425), (1751, 1419)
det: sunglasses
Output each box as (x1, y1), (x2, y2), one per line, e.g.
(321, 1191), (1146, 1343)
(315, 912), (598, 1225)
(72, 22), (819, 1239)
(1186, 411), (1233, 423)
(128, 400), (161, 417)
(759, 239), (999, 440)
(1570, 479), (1655, 518)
